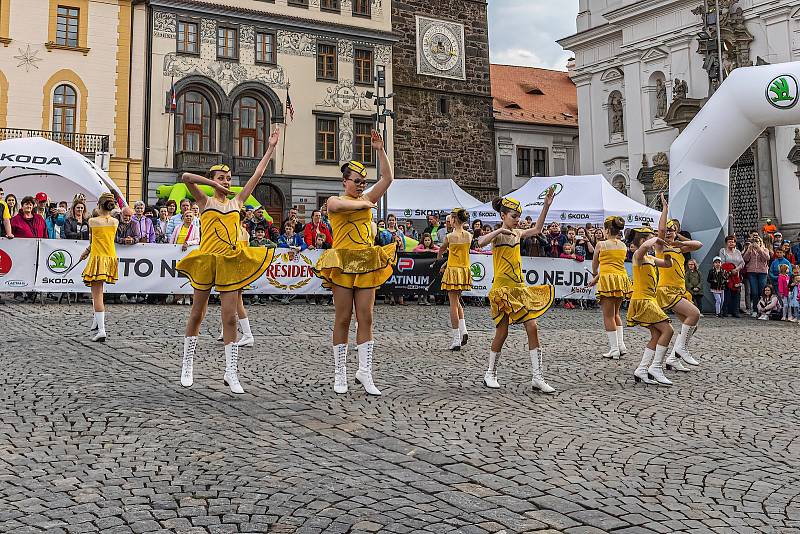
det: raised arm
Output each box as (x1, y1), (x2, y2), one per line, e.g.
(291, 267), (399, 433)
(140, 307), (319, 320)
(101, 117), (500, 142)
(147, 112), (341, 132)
(520, 187), (555, 239)
(180, 173), (226, 211)
(363, 131), (393, 204)
(237, 127), (280, 204)
(477, 227), (512, 249)
(657, 193), (668, 241)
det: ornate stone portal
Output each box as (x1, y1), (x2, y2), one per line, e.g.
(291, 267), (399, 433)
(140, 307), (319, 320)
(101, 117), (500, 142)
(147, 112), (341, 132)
(637, 152), (670, 208)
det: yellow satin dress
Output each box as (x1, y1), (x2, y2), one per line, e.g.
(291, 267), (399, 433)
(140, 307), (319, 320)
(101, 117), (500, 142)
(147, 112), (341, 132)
(441, 229), (473, 291)
(595, 240), (632, 299)
(176, 197), (274, 292)
(627, 255), (669, 327)
(488, 229), (554, 325)
(656, 247), (692, 310)
(313, 195), (398, 289)
(82, 216), (119, 285)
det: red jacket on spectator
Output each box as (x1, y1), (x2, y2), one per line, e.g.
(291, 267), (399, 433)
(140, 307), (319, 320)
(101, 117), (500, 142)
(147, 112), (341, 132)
(10, 212), (47, 238)
(303, 221), (332, 247)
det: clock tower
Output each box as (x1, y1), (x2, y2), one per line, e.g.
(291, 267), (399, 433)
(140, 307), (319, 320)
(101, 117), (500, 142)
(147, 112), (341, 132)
(391, 0), (496, 199)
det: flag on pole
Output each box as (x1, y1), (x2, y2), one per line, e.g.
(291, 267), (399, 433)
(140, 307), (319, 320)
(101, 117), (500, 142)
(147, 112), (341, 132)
(286, 82), (294, 122)
(169, 77), (177, 113)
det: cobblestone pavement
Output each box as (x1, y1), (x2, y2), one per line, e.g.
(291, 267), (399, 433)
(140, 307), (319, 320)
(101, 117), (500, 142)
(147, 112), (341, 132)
(1, 299), (799, 534)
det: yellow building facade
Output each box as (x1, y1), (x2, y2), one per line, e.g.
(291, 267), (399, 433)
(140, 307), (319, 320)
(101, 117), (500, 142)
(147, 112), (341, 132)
(0, 0), (144, 201)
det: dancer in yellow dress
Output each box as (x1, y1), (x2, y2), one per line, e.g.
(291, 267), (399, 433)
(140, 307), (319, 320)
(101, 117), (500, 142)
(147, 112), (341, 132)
(437, 208), (473, 351)
(80, 192), (119, 343)
(477, 189), (556, 393)
(588, 216), (632, 359)
(654, 194), (703, 372)
(177, 128), (279, 394)
(313, 131), (396, 396)
(627, 227), (675, 386)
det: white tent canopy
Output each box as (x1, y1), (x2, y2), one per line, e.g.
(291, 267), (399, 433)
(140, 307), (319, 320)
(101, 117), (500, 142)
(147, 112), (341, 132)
(0, 137), (125, 206)
(368, 179), (482, 218)
(468, 175), (661, 227)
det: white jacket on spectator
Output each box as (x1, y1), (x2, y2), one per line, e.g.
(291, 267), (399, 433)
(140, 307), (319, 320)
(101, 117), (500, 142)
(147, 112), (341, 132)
(169, 221), (200, 246)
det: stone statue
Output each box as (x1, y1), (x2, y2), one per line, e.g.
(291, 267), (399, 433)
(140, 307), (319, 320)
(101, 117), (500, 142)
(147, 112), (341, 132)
(673, 79), (688, 100)
(610, 93), (624, 135)
(655, 79), (667, 118)
(652, 152), (669, 167)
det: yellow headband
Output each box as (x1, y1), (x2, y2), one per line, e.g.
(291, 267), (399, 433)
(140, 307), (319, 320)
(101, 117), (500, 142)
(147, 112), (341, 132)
(604, 216), (618, 224)
(501, 197), (521, 213)
(209, 164), (230, 173)
(635, 226), (655, 235)
(666, 219), (679, 230)
(346, 160), (367, 178)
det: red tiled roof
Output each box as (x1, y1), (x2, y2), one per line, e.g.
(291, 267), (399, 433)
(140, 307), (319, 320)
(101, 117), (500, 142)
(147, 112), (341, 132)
(491, 64), (578, 127)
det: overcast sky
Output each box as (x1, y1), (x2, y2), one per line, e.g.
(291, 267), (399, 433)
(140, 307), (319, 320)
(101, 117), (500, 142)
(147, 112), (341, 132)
(488, 0), (579, 71)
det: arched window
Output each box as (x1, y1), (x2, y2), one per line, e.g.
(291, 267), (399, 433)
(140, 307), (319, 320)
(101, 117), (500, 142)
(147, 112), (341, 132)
(176, 91), (212, 152)
(52, 84), (77, 134)
(233, 96), (269, 157)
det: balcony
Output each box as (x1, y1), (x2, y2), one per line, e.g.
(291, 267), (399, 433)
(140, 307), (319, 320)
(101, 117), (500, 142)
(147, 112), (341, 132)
(0, 128), (109, 158)
(175, 151), (223, 173)
(233, 157), (275, 177)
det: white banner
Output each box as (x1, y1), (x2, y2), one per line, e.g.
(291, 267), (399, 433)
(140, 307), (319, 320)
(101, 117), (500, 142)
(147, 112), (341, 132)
(465, 255), (599, 300)
(0, 238), (39, 291)
(7, 239), (626, 300)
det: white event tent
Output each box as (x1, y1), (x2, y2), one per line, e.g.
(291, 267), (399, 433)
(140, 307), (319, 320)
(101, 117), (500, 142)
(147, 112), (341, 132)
(468, 175), (661, 227)
(368, 179), (482, 218)
(0, 137), (125, 205)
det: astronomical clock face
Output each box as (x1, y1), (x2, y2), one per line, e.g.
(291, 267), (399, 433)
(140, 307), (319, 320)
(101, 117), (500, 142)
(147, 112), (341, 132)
(416, 16), (466, 80)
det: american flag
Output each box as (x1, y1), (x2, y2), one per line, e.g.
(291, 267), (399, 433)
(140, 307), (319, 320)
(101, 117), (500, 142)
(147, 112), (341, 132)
(169, 78), (177, 112)
(286, 83), (294, 122)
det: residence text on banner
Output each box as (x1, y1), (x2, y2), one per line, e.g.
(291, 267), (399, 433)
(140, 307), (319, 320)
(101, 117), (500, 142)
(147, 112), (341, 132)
(0, 238), (39, 291)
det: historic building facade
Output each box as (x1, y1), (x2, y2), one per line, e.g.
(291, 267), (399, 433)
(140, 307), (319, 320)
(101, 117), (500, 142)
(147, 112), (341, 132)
(0, 0), (144, 199)
(491, 64), (579, 195)
(391, 0), (496, 200)
(559, 0), (800, 234)
(136, 0), (393, 224)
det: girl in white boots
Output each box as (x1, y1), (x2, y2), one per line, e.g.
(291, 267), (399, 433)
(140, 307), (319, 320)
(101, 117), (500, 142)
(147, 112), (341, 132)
(312, 132), (396, 396)
(588, 216), (632, 360)
(176, 128), (279, 394)
(437, 208), (473, 351)
(478, 189), (556, 393)
(627, 227), (675, 386)
(80, 193), (119, 343)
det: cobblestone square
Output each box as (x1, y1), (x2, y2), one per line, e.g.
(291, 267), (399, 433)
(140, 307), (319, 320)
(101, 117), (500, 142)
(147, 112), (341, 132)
(1, 301), (798, 533)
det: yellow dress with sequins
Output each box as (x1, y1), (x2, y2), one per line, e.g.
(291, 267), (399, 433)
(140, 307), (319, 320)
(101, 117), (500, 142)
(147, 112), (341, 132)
(656, 247), (692, 310)
(313, 195), (398, 289)
(595, 240), (632, 299)
(488, 229), (554, 326)
(441, 229), (473, 291)
(627, 255), (669, 327)
(82, 216), (119, 285)
(176, 197), (274, 292)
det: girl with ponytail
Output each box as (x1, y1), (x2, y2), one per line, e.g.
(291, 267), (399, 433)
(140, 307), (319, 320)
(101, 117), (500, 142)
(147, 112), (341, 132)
(437, 208), (473, 350)
(588, 215), (632, 359)
(80, 192), (120, 342)
(476, 188), (557, 393)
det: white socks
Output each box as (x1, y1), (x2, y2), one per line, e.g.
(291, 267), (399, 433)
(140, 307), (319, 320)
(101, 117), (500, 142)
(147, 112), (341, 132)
(239, 318), (252, 336)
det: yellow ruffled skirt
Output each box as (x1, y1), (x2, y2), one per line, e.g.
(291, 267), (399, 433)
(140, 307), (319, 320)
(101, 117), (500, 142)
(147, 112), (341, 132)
(656, 285), (692, 311)
(596, 272), (632, 299)
(82, 255), (119, 285)
(313, 244), (398, 289)
(627, 298), (669, 327)
(489, 284), (555, 326)
(441, 266), (473, 292)
(177, 247), (275, 292)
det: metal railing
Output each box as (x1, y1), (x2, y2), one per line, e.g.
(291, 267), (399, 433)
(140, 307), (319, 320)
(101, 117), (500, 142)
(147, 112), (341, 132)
(0, 128), (109, 157)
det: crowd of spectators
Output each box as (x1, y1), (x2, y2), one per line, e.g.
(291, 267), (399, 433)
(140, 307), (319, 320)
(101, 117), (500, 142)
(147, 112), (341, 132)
(1, 187), (798, 319)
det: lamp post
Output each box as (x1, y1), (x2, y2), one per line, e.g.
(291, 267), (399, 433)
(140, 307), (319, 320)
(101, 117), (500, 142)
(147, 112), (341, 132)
(714, 0), (725, 84)
(366, 64), (394, 221)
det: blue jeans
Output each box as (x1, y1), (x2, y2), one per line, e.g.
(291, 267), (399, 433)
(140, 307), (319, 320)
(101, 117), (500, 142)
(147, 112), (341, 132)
(747, 273), (767, 312)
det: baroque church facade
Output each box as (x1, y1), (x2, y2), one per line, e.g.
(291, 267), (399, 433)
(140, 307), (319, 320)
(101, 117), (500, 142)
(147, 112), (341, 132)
(559, 0), (800, 235)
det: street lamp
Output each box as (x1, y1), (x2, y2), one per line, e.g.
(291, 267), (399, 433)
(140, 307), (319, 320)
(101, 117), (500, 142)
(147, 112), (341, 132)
(368, 64), (394, 220)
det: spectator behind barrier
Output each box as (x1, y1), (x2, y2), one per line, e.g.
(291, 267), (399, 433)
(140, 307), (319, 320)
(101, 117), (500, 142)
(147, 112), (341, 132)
(170, 210), (199, 251)
(132, 200), (155, 244)
(0, 188), (11, 238)
(303, 209), (332, 247)
(45, 202), (66, 239)
(10, 196), (47, 238)
(116, 207), (140, 245)
(278, 220), (306, 251)
(249, 226), (276, 249)
(424, 213), (442, 244)
(63, 199), (89, 240)
(4, 193), (18, 218)
(166, 198), (190, 238)
(154, 206), (170, 243)
(413, 232), (439, 252)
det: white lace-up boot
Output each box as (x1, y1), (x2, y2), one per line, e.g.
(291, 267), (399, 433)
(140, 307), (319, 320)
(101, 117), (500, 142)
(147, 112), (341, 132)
(333, 344), (348, 394)
(223, 343), (244, 394)
(616, 326), (627, 355)
(647, 345), (673, 386)
(355, 340), (381, 396)
(91, 312), (106, 342)
(458, 319), (468, 346)
(602, 330), (620, 359)
(450, 329), (462, 351)
(530, 348), (555, 394)
(483, 351), (500, 389)
(181, 336), (197, 387)
(237, 318), (254, 347)
(634, 347), (656, 384)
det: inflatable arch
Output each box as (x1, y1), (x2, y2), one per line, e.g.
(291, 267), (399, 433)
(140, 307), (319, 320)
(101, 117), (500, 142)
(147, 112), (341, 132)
(670, 62), (800, 271)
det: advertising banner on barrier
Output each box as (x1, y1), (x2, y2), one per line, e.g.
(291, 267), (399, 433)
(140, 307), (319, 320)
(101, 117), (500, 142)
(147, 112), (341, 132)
(11, 239), (610, 299)
(464, 255), (597, 300)
(0, 238), (39, 291)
